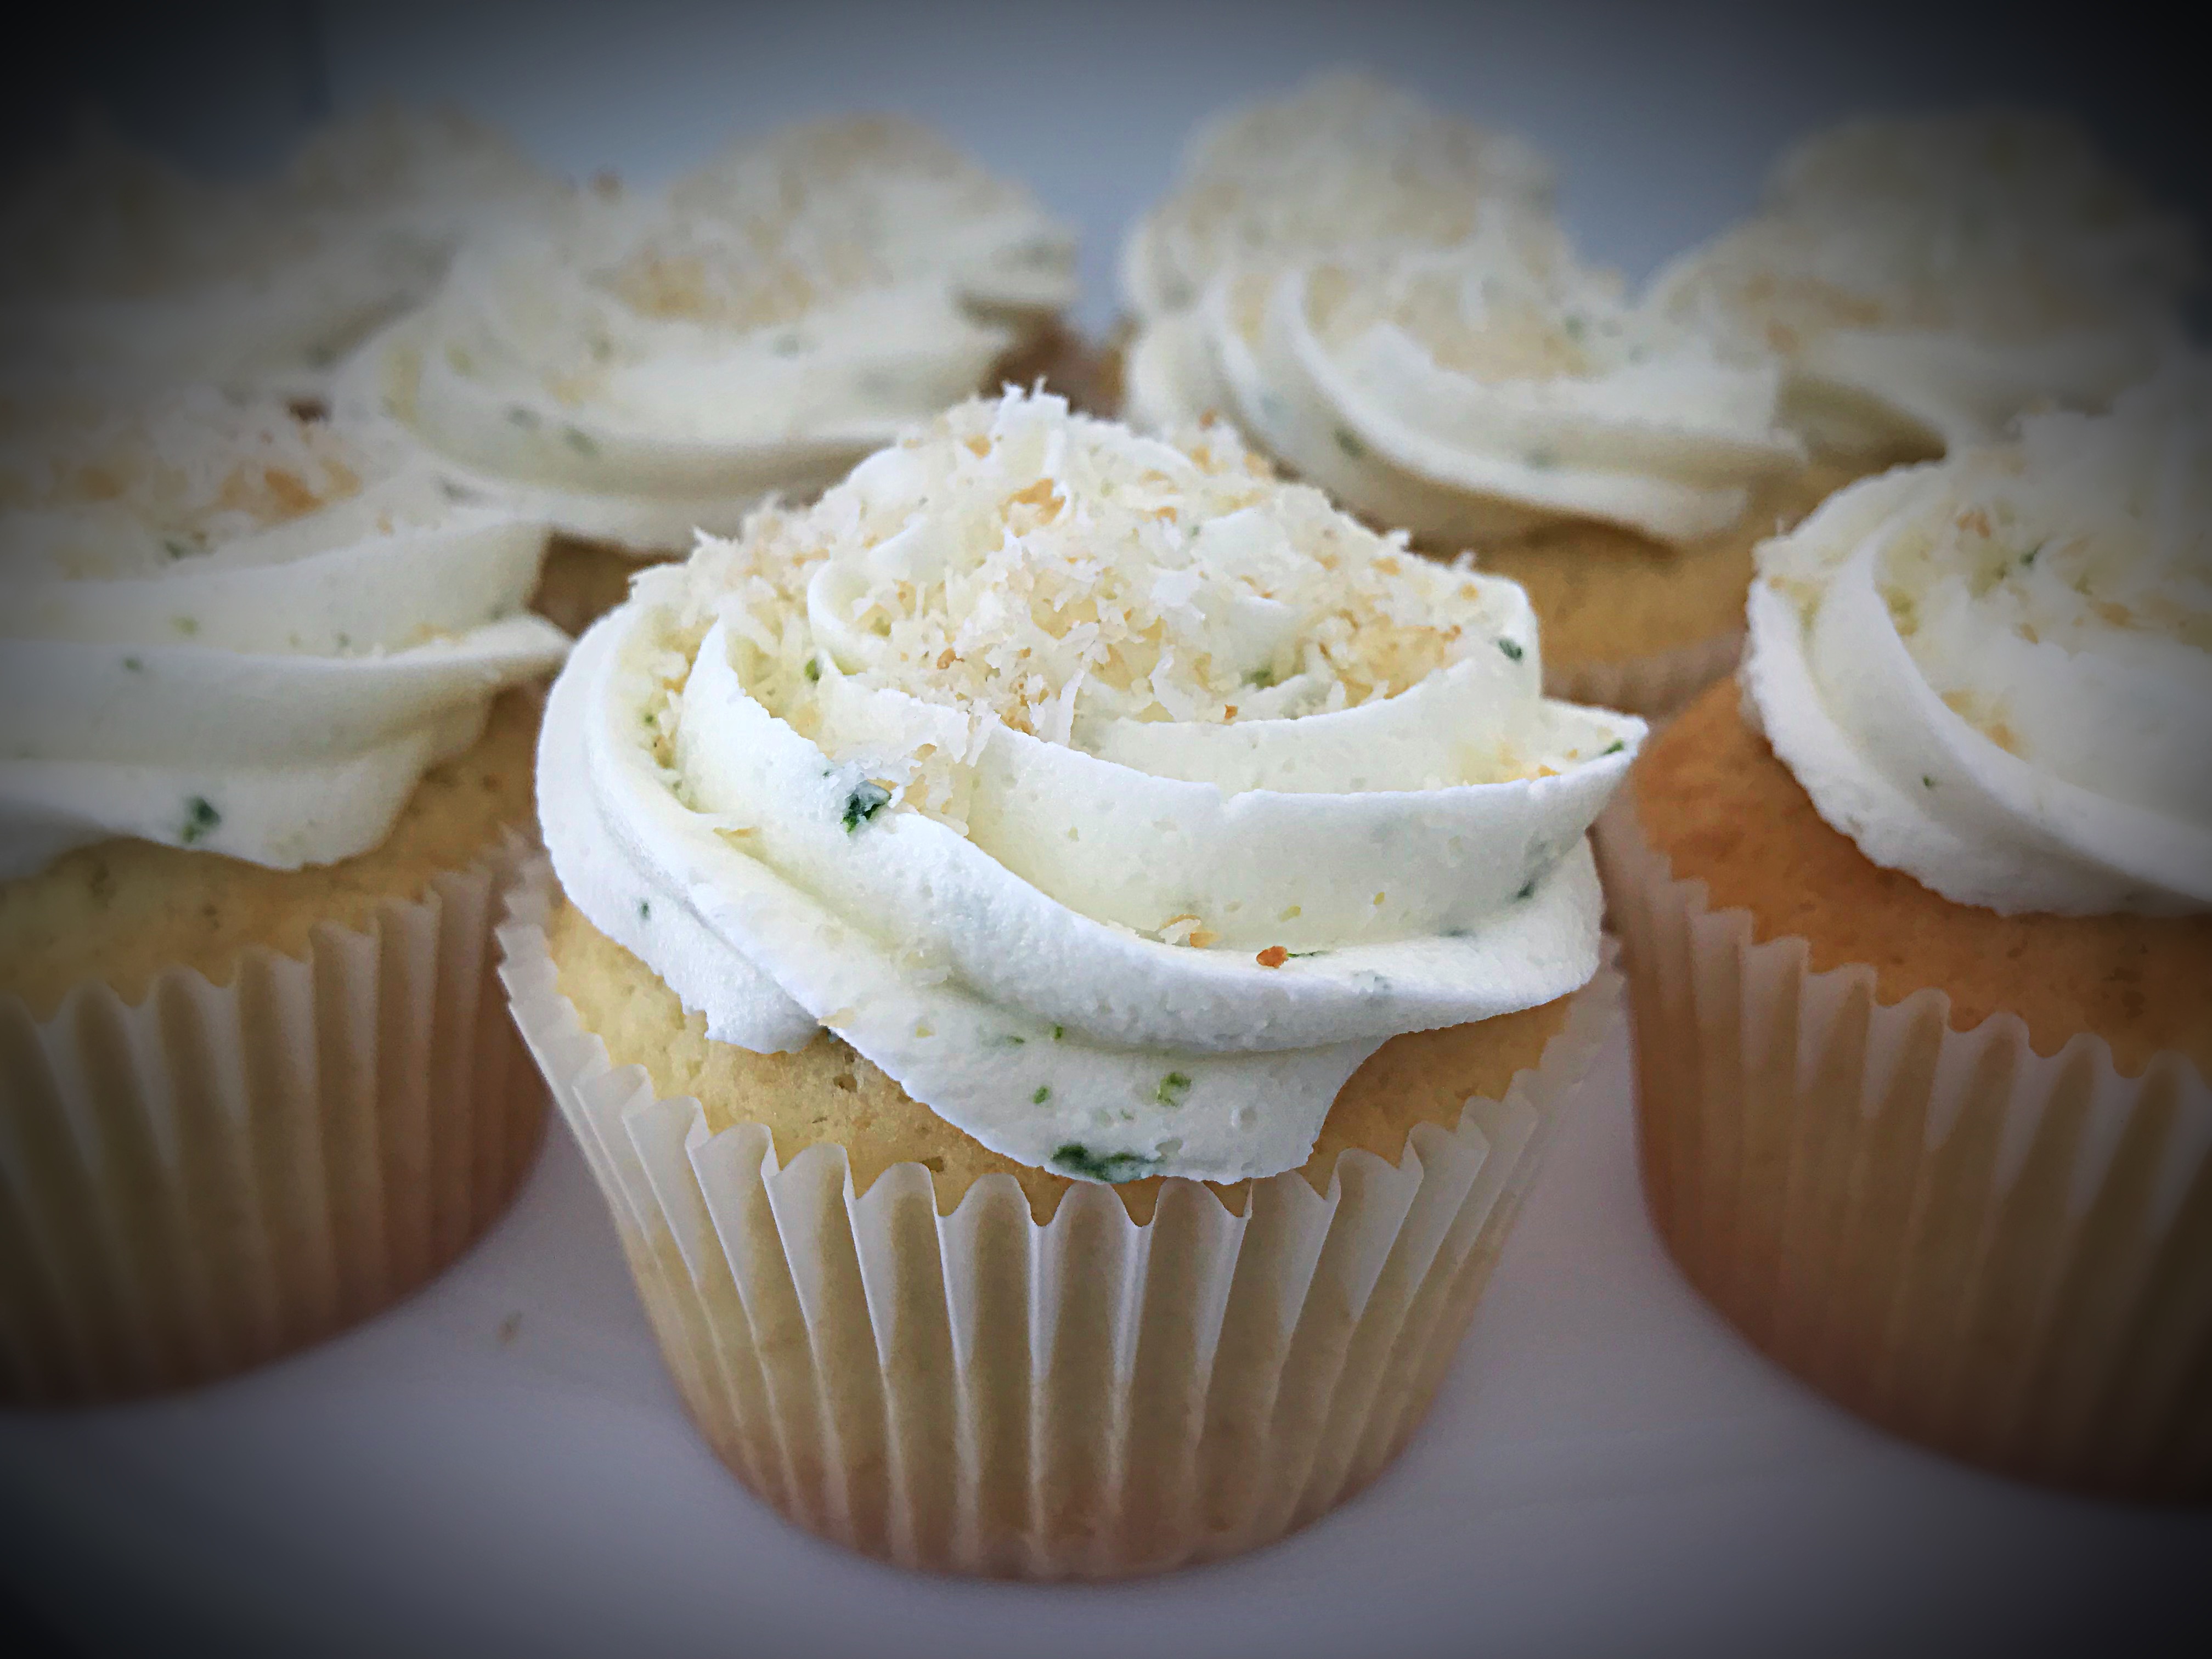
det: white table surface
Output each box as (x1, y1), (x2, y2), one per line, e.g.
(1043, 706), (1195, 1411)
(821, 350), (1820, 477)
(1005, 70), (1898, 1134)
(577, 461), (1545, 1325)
(3, 1023), (2204, 1657)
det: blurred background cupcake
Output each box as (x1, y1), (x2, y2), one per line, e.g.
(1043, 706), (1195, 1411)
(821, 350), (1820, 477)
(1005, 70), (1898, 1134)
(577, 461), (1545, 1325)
(1598, 363), (2212, 1498)
(1653, 109), (2200, 465)
(0, 103), (560, 404)
(346, 114), (1084, 633)
(1121, 74), (1838, 716)
(504, 389), (1640, 1575)
(0, 389), (569, 1403)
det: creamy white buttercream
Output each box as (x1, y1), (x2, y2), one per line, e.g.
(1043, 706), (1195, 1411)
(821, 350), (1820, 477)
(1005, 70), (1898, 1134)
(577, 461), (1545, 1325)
(349, 116), (1077, 554)
(1655, 110), (2197, 459)
(0, 107), (558, 398)
(1743, 362), (2212, 916)
(0, 392), (569, 878)
(540, 391), (1641, 1183)
(1129, 231), (1802, 546)
(1119, 71), (1555, 323)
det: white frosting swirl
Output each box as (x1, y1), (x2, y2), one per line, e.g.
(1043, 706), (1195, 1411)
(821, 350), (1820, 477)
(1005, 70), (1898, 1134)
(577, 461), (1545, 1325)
(1654, 110), (2197, 459)
(349, 116), (1076, 554)
(0, 107), (558, 398)
(1743, 362), (2212, 916)
(1119, 72), (1555, 323)
(1129, 232), (1802, 546)
(0, 392), (569, 879)
(541, 392), (1643, 1184)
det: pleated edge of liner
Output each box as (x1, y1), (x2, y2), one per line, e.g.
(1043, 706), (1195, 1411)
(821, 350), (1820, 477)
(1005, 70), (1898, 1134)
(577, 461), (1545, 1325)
(1595, 788), (2212, 1234)
(1, 825), (547, 1032)
(494, 853), (1624, 1232)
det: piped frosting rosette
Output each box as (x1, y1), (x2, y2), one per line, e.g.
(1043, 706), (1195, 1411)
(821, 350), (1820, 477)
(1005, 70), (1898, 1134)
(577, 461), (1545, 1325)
(349, 117), (1077, 554)
(541, 391), (1643, 1184)
(0, 391), (569, 879)
(0, 107), (557, 398)
(1119, 71), (1555, 324)
(1128, 228), (1803, 547)
(1742, 360), (2212, 916)
(1653, 110), (2198, 459)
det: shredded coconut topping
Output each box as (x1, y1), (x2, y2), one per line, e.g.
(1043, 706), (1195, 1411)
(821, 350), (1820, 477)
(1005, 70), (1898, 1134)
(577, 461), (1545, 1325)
(675, 389), (1516, 747)
(0, 393), (376, 572)
(1125, 71), (1556, 317)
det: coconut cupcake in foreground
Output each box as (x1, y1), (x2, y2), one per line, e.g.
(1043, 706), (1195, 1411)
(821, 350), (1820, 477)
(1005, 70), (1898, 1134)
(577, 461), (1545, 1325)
(1654, 110), (2199, 465)
(1122, 75), (1832, 715)
(503, 389), (1641, 1575)
(0, 392), (569, 1403)
(1599, 365), (2212, 1498)
(349, 115), (1082, 633)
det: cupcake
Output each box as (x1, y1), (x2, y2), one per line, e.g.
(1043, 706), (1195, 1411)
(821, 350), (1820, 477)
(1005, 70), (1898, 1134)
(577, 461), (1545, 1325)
(503, 389), (1640, 1575)
(0, 391), (570, 1403)
(1652, 109), (2199, 465)
(347, 115), (1082, 634)
(1597, 364), (2212, 1498)
(1117, 70), (1556, 324)
(0, 105), (559, 402)
(1122, 75), (1832, 715)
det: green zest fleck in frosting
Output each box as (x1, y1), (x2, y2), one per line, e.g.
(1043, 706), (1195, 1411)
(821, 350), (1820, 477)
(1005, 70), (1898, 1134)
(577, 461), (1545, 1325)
(179, 795), (221, 845)
(1497, 637), (1523, 662)
(1051, 1143), (1160, 1183)
(1154, 1071), (1193, 1107)
(842, 780), (892, 832)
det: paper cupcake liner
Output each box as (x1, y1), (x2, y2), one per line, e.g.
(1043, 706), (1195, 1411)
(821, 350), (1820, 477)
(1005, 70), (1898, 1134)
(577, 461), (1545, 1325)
(1596, 797), (2212, 1500)
(499, 871), (1620, 1577)
(0, 836), (552, 1406)
(1546, 629), (1743, 721)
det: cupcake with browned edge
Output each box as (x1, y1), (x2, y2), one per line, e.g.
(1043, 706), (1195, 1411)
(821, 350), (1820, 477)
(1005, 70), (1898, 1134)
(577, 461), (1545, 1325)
(503, 389), (1640, 1575)
(1122, 73), (1829, 715)
(0, 392), (568, 1402)
(347, 115), (1085, 634)
(1598, 365), (2211, 1498)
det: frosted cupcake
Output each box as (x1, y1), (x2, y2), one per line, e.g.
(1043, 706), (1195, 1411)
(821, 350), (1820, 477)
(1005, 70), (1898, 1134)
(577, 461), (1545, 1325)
(1121, 74), (1844, 714)
(0, 392), (569, 1402)
(348, 115), (1080, 631)
(1653, 110), (2199, 464)
(0, 105), (558, 401)
(1118, 71), (1555, 325)
(1598, 365), (2212, 1497)
(503, 390), (1640, 1575)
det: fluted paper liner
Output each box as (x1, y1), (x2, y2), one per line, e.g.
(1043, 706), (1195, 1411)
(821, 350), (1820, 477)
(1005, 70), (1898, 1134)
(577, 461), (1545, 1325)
(0, 837), (551, 1405)
(1596, 797), (2212, 1500)
(499, 870), (1620, 1577)
(1547, 629), (1743, 721)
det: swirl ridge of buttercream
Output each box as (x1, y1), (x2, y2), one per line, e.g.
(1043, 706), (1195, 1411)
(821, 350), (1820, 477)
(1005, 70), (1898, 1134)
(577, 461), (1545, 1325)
(540, 391), (1643, 1183)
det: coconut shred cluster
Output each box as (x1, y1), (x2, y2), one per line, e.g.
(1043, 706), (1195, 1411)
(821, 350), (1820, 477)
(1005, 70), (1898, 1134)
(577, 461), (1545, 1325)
(1654, 111), (2200, 460)
(353, 116), (1077, 551)
(1124, 74), (1803, 549)
(0, 392), (566, 878)
(541, 391), (1645, 1182)
(1745, 361), (2212, 916)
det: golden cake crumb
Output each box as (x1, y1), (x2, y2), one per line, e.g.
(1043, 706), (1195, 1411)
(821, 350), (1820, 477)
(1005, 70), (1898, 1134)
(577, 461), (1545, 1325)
(1465, 459), (1874, 669)
(546, 897), (1569, 1224)
(0, 692), (543, 1018)
(1634, 682), (2212, 1079)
